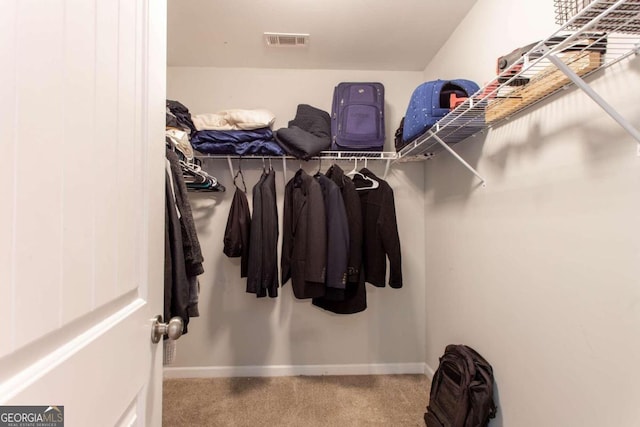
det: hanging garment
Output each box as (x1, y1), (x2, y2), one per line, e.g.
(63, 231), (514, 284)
(281, 169), (327, 299)
(246, 171), (267, 296)
(223, 186), (251, 278)
(166, 149), (205, 278)
(165, 146), (208, 333)
(352, 168), (403, 288)
(246, 167), (280, 298)
(325, 164), (363, 284)
(165, 170), (190, 334)
(312, 164), (367, 314)
(260, 168), (279, 297)
(314, 173), (349, 300)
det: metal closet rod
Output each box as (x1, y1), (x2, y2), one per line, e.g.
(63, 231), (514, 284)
(215, 154), (395, 185)
(196, 151), (398, 160)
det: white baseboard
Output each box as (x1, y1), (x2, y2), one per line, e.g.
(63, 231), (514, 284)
(424, 362), (436, 379)
(163, 362), (427, 379)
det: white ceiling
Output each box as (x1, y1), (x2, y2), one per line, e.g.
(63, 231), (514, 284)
(167, 0), (478, 71)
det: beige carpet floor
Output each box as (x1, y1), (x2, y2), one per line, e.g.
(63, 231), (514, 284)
(163, 374), (430, 427)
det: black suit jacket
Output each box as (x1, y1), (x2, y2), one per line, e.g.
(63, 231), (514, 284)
(246, 169), (279, 298)
(281, 169), (327, 299)
(353, 168), (403, 288)
(247, 171), (267, 295)
(260, 168), (279, 297)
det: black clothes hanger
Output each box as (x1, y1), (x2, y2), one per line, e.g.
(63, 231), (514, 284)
(233, 157), (247, 193)
(167, 142), (225, 193)
(345, 159), (379, 190)
(353, 175), (379, 191)
(314, 157), (323, 178)
(181, 158), (226, 192)
(345, 158), (359, 178)
(359, 167), (380, 191)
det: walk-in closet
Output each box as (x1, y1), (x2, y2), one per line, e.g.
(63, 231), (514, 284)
(162, 0), (640, 424)
(2, 0), (640, 426)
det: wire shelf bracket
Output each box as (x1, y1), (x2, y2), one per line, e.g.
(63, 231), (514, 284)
(429, 131), (486, 186)
(546, 50), (640, 155)
(396, 0), (640, 175)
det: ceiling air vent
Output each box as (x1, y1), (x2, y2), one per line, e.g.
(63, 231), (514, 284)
(264, 32), (309, 48)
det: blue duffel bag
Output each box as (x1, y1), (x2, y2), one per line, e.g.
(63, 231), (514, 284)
(402, 79), (480, 144)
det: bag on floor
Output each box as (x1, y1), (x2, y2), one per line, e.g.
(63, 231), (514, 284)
(331, 82), (385, 151)
(424, 344), (497, 427)
(402, 79), (480, 144)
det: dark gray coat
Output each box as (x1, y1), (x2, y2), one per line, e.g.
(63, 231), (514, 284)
(166, 149), (204, 277)
(281, 169), (327, 299)
(313, 164), (367, 314)
(165, 172), (190, 334)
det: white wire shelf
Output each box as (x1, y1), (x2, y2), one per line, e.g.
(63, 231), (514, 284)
(555, 0), (640, 33)
(397, 0), (640, 163)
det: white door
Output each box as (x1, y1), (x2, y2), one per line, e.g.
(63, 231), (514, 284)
(0, 0), (167, 426)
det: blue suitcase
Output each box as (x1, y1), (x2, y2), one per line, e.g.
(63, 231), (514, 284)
(402, 79), (480, 144)
(331, 82), (385, 151)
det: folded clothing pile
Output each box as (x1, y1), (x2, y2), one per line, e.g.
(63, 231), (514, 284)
(166, 100), (198, 160)
(167, 100), (198, 136)
(190, 108), (283, 156)
(192, 109), (275, 131)
(190, 127), (284, 156)
(274, 104), (331, 160)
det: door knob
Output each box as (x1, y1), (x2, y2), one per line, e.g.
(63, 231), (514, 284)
(151, 315), (183, 344)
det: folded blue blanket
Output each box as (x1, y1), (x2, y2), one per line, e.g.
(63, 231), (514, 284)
(191, 128), (274, 144)
(190, 128), (284, 156)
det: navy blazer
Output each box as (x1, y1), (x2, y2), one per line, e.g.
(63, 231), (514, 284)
(315, 173), (349, 300)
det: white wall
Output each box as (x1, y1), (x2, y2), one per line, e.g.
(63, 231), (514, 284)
(423, 1), (640, 426)
(166, 67), (428, 375)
